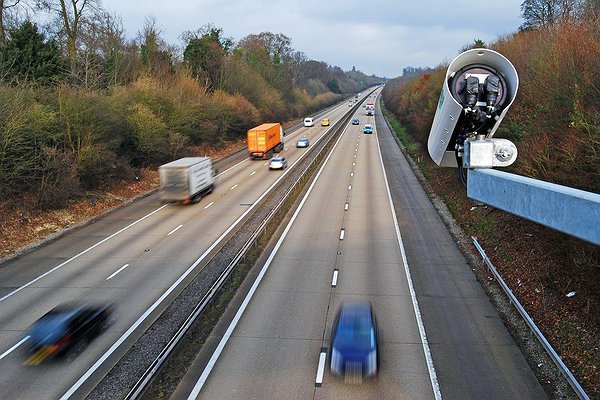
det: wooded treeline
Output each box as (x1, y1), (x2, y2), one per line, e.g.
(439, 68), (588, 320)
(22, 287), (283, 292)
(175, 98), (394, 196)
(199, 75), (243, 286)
(0, 1), (384, 208)
(383, 0), (600, 194)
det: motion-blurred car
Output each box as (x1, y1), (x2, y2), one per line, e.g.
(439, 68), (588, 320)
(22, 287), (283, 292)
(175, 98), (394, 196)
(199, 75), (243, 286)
(24, 303), (113, 365)
(351, 118), (360, 125)
(363, 124), (373, 134)
(296, 138), (310, 148)
(268, 157), (287, 170)
(321, 118), (330, 126)
(330, 301), (379, 381)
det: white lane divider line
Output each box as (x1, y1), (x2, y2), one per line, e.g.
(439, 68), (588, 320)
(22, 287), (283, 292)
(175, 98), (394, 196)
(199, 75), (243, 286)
(348, 185), (352, 191)
(0, 336), (29, 361)
(0, 203), (170, 304)
(315, 350), (327, 387)
(230, 184), (238, 190)
(106, 264), (130, 280)
(204, 202), (214, 209)
(250, 171), (256, 176)
(167, 224), (183, 236)
(375, 124), (442, 399)
(186, 116), (352, 400)
(331, 270), (339, 287)
(339, 229), (345, 240)
(264, 162), (269, 166)
(344, 203), (349, 211)
(350, 172), (354, 177)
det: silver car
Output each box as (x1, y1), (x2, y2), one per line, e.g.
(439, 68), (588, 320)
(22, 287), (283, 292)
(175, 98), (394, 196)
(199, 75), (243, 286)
(269, 157), (288, 170)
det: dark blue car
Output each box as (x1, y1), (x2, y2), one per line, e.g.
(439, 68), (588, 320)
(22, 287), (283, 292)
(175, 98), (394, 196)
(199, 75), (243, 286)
(330, 301), (379, 381)
(351, 118), (360, 125)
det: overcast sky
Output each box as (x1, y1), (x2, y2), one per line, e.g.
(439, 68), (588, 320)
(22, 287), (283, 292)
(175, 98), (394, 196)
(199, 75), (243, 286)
(98, 0), (524, 78)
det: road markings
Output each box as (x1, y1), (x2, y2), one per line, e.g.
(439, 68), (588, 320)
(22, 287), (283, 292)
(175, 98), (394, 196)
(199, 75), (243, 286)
(204, 202), (214, 209)
(264, 162), (269, 166)
(0, 203), (170, 304)
(375, 125), (442, 400)
(250, 171), (256, 176)
(350, 172), (354, 177)
(331, 270), (339, 287)
(344, 203), (349, 211)
(0, 336), (29, 361)
(106, 264), (130, 280)
(339, 229), (345, 240)
(315, 350), (327, 387)
(186, 117), (351, 399)
(61, 135), (313, 400)
(167, 224), (183, 236)
(348, 185), (352, 191)
(230, 184), (238, 190)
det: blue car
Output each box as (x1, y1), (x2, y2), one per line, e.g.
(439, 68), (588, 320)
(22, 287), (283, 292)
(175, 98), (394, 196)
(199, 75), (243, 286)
(351, 118), (360, 125)
(363, 124), (373, 134)
(330, 302), (379, 381)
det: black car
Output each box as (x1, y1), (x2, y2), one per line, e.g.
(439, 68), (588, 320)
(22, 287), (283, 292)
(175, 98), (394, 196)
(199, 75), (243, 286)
(24, 304), (113, 365)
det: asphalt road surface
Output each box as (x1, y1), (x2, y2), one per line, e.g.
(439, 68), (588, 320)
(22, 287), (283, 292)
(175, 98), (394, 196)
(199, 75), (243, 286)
(0, 95), (362, 399)
(178, 90), (547, 400)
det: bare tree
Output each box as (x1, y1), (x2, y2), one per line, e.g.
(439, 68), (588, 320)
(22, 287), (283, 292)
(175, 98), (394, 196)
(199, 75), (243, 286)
(0, 0), (22, 46)
(38, 0), (99, 74)
(521, 0), (585, 29)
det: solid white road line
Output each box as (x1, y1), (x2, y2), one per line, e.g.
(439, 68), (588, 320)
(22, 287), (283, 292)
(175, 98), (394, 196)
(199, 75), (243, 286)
(167, 224), (183, 236)
(315, 351), (327, 386)
(186, 116), (351, 400)
(204, 202), (214, 209)
(0, 336), (29, 361)
(106, 264), (130, 281)
(375, 125), (442, 399)
(0, 203), (170, 304)
(331, 270), (339, 287)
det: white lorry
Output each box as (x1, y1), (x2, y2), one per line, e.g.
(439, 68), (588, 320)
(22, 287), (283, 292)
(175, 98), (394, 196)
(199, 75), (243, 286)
(159, 157), (215, 204)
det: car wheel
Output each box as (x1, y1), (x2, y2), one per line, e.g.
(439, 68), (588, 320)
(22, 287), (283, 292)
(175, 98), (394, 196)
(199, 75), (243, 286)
(65, 339), (88, 362)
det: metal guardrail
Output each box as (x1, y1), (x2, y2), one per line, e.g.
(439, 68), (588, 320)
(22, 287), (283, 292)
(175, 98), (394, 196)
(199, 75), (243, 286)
(471, 236), (589, 400)
(125, 92), (367, 399)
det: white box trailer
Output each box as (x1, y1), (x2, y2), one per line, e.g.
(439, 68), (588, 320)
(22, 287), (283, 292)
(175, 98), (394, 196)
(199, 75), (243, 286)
(159, 157), (215, 204)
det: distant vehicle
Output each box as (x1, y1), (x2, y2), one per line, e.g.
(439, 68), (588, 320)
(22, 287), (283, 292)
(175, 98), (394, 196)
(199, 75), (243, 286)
(304, 117), (314, 127)
(296, 138), (310, 148)
(24, 304), (113, 365)
(362, 104), (366, 108)
(330, 301), (379, 381)
(366, 105), (374, 116)
(351, 118), (360, 125)
(363, 124), (373, 134)
(348, 102), (353, 107)
(269, 157), (288, 170)
(321, 118), (330, 126)
(159, 157), (215, 204)
(248, 122), (284, 159)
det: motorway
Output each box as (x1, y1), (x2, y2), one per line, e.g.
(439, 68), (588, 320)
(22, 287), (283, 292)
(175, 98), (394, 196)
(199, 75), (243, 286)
(0, 88), (548, 400)
(0, 95), (358, 399)
(175, 90), (548, 399)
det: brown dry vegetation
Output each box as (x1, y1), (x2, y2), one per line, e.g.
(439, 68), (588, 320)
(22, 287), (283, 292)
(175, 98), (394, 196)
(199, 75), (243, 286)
(382, 19), (599, 397)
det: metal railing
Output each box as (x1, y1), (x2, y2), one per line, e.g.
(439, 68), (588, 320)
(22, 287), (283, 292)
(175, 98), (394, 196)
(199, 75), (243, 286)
(125, 92), (367, 399)
(471, 236), (589, 400)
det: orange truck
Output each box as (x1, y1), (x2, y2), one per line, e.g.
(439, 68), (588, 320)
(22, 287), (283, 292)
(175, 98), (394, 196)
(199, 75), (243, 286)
(247, 123), (284, 159)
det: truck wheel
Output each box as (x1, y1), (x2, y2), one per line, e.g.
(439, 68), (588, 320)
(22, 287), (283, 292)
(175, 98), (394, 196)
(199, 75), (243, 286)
(191, 193), (202, 204)
(267, 149), (273, 159)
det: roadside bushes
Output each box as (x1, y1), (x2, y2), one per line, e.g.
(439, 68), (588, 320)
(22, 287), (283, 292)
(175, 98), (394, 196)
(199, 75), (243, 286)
(382, 19), (600, 193)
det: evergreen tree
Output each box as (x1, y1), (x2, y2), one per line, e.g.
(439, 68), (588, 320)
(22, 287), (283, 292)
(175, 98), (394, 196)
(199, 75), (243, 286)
(1, 20), (66, 84)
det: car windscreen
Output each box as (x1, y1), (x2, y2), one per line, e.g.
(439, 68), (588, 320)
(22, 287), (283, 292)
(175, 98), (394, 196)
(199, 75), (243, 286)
(334, 313), (375, 350)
